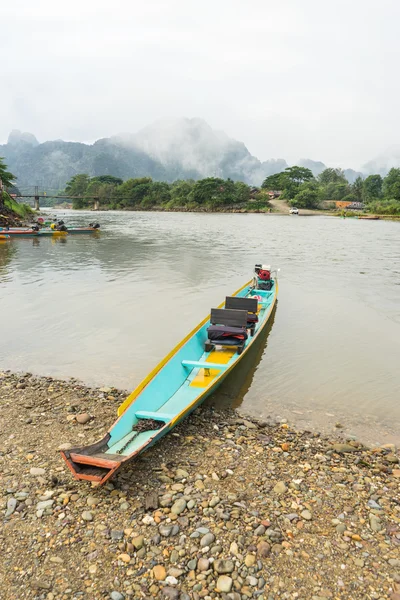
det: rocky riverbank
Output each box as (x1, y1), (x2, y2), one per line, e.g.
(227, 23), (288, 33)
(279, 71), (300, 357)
(1, 372), (399, 600)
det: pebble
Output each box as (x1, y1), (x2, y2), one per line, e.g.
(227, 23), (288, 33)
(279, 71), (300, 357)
(200, 532), (215, 547)
(214, 559), (234, 574)
(30, 467), (46, 476)
(161, 587), (179, 600)
(82, 511), (93, 521)
(273, 481), (287, 494)
(132, 535), (144, 549)
(301, 509), (313, 521)
(332, 443), (357, 453)
(118, 553), (131, 563)
(175, 469), (189, 480)
(217, 575), (233, 592)
(153, 565), (166, 580)
(197, 558), (210, 571)
(254, 524), (266, 536)
(110, 592), (125, 600)
(5, 497), (17, 517)
(171, 498), (187, 515)
(36, 499), (54, 510)
(369, 514), (382, 532)
(159, 524), (173, 537)
(76, 413), (91, 424)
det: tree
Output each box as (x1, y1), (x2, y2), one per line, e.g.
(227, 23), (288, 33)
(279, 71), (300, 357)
(362, 174), (383, 202)
(65, 174), (90, 197)
(280, 166), (314, 199)
(352, 176), (364, 202)
(291, 181), (320, 209)
(383, 168), (400, 201)
(169, 180), (195, 206)
(233, 181), (251, 203)
(318, 168), (347, 185)
(0, 157), (16, 208)
(113, 177), (153, 207)
(91, 175), (123, 186)
(261, 173), (284, 190)
(191, 178), (226, 206)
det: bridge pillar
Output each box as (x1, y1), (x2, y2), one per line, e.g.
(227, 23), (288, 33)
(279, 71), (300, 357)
(93, 197), (100, 211)
(34, 196), (40, 211)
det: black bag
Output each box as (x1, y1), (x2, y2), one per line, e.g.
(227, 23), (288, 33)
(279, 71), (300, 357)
(207, 325), (248, 342)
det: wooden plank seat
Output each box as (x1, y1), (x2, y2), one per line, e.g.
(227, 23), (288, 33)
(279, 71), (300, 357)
(225, 296), (258, 329)
(182, 360), (229, 370)
(206, 308), (248, 355)
(135, 410), (173, 422)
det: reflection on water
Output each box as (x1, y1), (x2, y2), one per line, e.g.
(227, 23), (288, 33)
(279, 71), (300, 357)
(0, 210), (399, 444)
(210, 304), (278, 409)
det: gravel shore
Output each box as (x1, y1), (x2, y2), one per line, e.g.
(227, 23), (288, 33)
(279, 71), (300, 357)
(1, 371), (399, 600)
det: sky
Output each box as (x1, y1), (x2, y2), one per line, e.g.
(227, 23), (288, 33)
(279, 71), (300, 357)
(1, 0), (400, 168)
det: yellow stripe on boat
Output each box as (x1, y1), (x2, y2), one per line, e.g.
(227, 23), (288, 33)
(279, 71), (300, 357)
(117, 279), (252, 416)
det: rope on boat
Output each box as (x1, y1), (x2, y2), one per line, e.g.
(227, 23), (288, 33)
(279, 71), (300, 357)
(116, 419), (164, 455)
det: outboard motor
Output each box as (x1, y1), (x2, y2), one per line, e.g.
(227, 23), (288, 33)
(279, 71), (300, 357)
(89, 222), (100, 229)
(254, 264), (273, 290)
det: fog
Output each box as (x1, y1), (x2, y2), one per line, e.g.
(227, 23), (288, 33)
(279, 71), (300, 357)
(1, 0), (400, 169)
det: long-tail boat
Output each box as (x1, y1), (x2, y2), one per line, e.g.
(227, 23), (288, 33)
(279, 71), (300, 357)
(61, 264), (278, 484)
(0, 228), (39, 237)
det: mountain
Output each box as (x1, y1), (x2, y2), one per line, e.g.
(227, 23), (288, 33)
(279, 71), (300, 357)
(0, 119), (289, 190)
(362, 146), (400, 176)
(298, 159), (327, 176)
(0, 119), (383, 191)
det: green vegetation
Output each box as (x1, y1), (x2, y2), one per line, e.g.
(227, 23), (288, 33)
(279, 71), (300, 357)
(4, 193), (34, 218)
(63, 175), (270, 211)
(0, 158), (33, 224)
(0, 156), (16, 189)
(262, 166), (400, 214)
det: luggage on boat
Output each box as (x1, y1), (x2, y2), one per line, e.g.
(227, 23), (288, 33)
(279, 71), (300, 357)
(207, 325), (248, 342)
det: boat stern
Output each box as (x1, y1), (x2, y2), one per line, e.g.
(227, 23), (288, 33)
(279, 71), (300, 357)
(60, 433), (123, 484)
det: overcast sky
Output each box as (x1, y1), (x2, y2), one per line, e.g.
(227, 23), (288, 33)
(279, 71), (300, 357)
(1, 0), (399, 168)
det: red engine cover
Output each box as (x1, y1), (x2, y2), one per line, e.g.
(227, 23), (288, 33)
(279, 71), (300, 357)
(258, 269), (271, 280)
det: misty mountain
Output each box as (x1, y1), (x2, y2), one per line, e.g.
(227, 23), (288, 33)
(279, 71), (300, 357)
(0, 121), (289, 190)
(298, 159), (326, 176)
(362, 146), (400, 177)
(0, 121), (379, 192)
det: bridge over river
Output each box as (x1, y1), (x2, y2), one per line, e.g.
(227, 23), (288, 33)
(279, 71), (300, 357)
(18, 193), (100, 210)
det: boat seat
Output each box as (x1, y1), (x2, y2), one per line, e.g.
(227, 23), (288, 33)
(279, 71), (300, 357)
(206, 308), (248, 354)
(135, 411), (173, 423)
(182, 360), (229, 370)
(225, 296), (259, 324)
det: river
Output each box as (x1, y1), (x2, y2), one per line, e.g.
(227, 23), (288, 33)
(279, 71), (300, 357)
(0, 210), (399, 444)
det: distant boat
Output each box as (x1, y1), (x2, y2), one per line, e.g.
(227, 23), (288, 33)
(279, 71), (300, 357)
(66, 226), (100, 234)
(358, 215), (380, 220)
(0, 228), (38, 237)
(61, 265), (278, 484)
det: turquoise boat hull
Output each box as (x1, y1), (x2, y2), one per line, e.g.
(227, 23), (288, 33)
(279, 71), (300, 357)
(61, 277), (278, 484)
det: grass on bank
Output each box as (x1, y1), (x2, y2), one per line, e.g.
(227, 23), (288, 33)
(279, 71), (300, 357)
(4, 193), (34, 219)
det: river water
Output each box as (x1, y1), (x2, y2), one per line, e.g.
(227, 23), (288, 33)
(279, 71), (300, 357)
(0, 210), (399, 444)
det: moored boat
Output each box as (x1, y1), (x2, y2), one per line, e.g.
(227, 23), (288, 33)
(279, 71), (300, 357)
(358, 215), (380, 220)
(0, 234), (10, 240)
(61, 264), (278, 484)
(66, 224), (100, 234)
(38, 229), (68, 236)
(0, 228), (39, 237)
